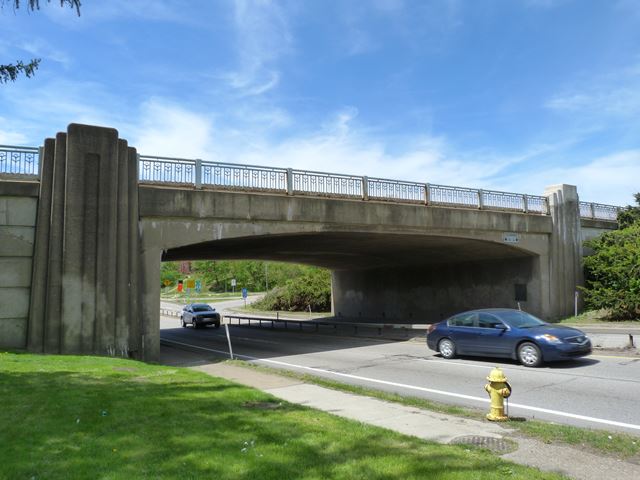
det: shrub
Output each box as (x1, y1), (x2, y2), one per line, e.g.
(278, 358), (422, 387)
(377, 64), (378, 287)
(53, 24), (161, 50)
(252, 269), (331, 312)
(582, 223), (640, 319)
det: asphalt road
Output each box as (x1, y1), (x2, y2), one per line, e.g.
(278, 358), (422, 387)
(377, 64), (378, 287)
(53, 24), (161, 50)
(160, 317), (640, 436)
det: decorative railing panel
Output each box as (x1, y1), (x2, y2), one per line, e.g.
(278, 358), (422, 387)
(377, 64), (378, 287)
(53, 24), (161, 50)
(292, 170), (362, 198)
(429, 184), (480, 208)
(0, 145), (622, 221)
(368, 178), (424, 203)
(525, 196), (548, 214)
(202, 161), (287, 192)
(139, 156), (196, 184)
(0, 145), (39, 176)
(579, 202), (619, 221)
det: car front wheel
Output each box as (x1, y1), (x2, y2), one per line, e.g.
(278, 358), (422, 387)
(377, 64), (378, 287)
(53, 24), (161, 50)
(192, 320), (199, 329)
(518, 342), (542, 367)
(181, 317), (186, 328)
(438, 338), (456, 359)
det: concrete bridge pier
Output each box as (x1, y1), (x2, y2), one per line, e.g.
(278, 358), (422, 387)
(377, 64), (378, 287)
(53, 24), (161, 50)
(27, 124), (143, 358)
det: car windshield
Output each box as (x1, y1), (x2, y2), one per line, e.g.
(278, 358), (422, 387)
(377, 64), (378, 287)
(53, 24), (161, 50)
(192, 305), (213, 312)
(497, 311), (546, 329)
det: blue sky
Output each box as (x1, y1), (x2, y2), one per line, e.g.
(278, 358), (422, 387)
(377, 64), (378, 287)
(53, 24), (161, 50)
(1, 0), (639, 205)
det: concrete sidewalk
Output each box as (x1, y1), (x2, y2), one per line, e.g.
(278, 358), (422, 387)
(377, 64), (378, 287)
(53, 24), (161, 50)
(190, 361), (640, 480)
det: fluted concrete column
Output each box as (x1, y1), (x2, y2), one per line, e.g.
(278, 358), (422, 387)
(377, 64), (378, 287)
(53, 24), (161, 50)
(543, 184), (583, 320)
(28, 124), (143, 357)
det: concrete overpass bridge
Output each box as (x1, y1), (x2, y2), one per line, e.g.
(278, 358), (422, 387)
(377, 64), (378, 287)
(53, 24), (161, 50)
(0, 125), (619, 360)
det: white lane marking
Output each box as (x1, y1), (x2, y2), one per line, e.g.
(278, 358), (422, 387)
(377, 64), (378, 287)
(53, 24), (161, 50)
(162, 339), (640, 432)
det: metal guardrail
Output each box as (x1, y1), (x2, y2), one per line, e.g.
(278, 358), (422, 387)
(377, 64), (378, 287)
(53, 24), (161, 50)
(138, 153), (551, 215)
(224, 314), (416, 338)
(578, 202), (621, 221)
(0, 145), (39, 177)
(0, 145), (621, 221)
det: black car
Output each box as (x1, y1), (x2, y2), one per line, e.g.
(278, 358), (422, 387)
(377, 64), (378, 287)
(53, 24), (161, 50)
(426, 308), (591, 367)
(181, 303), (221, 329)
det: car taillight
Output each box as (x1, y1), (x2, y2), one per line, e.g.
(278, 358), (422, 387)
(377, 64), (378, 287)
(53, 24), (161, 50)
(427, 324), (437, 335)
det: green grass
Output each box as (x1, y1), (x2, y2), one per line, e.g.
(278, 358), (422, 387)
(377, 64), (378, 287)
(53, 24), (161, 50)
(231, 361), (640, 462)
(0, 353), (565, 480)
(556, 309), (639, 325)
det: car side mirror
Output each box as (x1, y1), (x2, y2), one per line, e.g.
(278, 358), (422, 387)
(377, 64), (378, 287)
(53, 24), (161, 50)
(494, 324), (507, 330)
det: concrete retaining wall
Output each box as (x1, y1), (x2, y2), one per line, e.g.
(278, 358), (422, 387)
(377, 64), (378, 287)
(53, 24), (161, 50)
(0, 181), (39, 349)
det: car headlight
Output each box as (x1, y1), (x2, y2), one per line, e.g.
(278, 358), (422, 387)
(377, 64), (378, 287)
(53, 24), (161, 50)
(536, 334), (562, 344)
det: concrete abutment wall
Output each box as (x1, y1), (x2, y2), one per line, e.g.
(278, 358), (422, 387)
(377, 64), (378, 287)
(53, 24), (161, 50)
(0, 182), (39, 349)
(332, 256), (540, 322)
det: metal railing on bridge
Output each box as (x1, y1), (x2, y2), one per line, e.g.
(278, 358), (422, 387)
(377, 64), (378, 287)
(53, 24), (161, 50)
(0, 144), (621, 221)
(0, 145), (39, 177)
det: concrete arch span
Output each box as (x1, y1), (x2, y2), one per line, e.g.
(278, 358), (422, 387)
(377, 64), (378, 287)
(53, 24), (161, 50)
(153, 229), (541, 326)
(161, 231), (538, 269)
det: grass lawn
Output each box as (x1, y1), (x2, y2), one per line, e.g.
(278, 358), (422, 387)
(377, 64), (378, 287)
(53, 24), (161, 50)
(0, 353), (564, 480)
(233, 362), (640, 462)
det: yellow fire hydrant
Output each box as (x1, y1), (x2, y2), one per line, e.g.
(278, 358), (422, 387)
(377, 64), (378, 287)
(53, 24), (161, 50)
(484, 367), (512, 422)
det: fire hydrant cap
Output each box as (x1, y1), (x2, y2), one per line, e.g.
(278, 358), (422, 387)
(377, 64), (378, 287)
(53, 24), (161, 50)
(487, 367), (507, 382)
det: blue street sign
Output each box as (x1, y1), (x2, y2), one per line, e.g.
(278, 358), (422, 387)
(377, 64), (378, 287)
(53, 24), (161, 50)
(195, 280), (202, 293)
(242, 288), (248, 299)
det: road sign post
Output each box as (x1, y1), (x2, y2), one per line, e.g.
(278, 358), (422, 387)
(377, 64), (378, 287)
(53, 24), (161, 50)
(242, 288), (248, 307)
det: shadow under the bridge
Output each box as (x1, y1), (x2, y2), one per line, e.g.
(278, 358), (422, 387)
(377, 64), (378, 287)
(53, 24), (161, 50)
(159, 320), (416, 366)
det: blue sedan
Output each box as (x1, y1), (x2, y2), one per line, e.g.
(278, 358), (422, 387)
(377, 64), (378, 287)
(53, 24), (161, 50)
(426, 308), (592, 367)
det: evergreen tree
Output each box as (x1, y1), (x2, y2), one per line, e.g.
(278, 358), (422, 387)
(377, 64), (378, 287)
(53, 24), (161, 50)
(0, 1), (81, 83)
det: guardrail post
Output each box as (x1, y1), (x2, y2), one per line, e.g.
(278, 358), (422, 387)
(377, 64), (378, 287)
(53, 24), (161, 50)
(590, 202), (596, 219)
(37, 146), (44, 177)
(286, 168), (293, 195)
(523, 195), (529, 213)
(362, 176), (369, 201)
(195, 159), (202, 189)
(424, 183), (430, 205)
(478, 189), (484, 210)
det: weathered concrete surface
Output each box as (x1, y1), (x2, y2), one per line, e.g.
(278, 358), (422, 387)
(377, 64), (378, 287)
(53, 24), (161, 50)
(332, 257), (540, 321)
(544, 185), (583, 319)
(27, 124), (143, 358)
(0, 192), (37, 350)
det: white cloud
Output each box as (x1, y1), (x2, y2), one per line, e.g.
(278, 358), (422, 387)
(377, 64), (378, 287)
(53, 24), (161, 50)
(18, 39), (71, 67)
(0, 117), (28, 145)
(129, 100), (215, 159)
(545, 62), (640, 117)
(494, 150), (640, 205)
(546, 88), (640, 117)
(224, 0), (292, 96)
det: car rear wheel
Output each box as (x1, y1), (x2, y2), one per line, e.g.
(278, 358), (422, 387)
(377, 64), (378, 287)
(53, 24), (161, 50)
(518, 342), (542, 367)
(438, 338), (456, 359)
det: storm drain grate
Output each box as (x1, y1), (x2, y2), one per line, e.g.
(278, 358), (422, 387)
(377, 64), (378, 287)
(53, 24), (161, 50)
(449, 436), (517, 454)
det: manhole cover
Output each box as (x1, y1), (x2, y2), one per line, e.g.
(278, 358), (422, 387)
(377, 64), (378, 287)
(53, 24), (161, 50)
(449, 436), (517, 454)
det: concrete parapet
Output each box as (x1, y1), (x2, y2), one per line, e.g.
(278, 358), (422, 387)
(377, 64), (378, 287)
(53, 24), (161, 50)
(27, 124), (143, 358)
